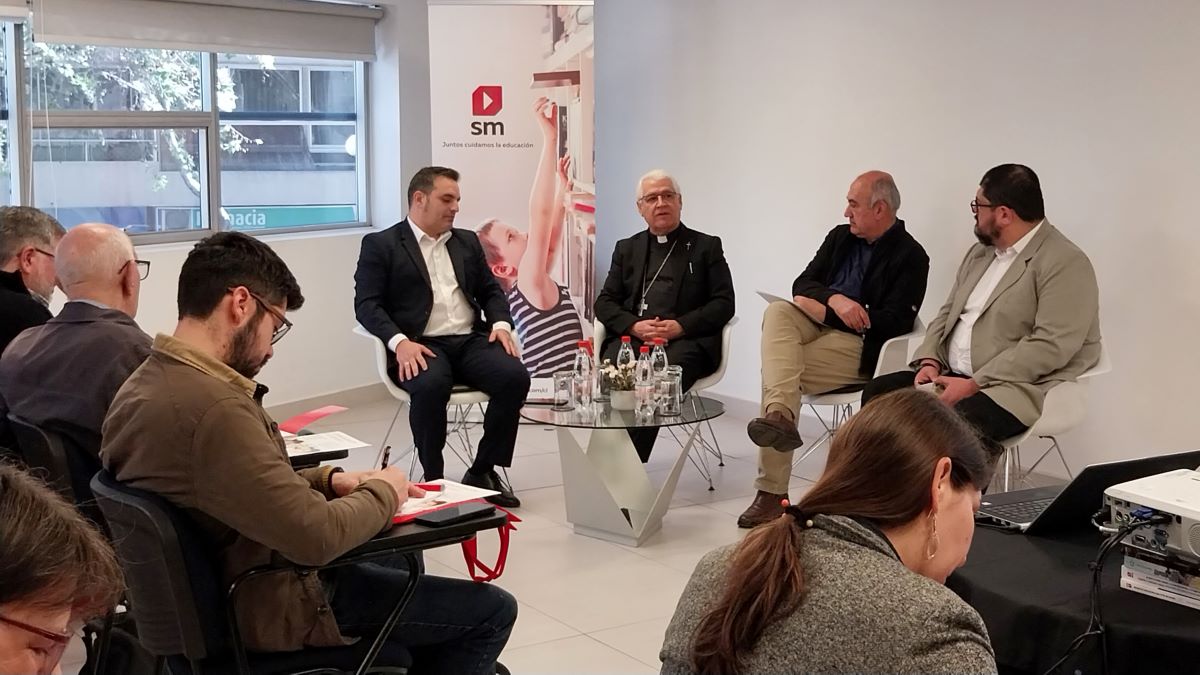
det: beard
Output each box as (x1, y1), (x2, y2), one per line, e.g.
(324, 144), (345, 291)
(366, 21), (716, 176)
(227, 314), (270, 379)
(973, 221), (996, 247)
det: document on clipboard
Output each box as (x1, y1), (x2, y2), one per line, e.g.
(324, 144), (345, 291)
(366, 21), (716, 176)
(757, 290), (804, 309)
(393, 479), (499, 524)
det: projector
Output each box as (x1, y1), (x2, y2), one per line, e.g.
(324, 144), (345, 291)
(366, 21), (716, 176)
(1104, 469), (1200, 563)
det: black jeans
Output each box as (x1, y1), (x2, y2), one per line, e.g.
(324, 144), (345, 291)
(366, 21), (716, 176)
(863, 370), (1027, 455)
(601, 338), (714, 462)
(394, 333), (531, 479)
(328, 561), (517, 675)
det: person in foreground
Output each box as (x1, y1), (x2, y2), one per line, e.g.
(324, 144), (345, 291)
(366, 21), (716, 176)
(103, 232), (516, 673)
(660, 389), (998, 675)
(0, 462), (123, 675)
(356, 166), (529, 507)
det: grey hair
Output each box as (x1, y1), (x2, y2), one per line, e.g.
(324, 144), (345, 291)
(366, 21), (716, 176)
(0, 207), (66, 264)
(869, 175), (902, 212)
(636, 169), (681, 199)
(55, 223), (135, 288)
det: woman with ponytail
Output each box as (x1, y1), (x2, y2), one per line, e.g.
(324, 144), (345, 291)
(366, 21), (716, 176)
(660, 389), (998, 674)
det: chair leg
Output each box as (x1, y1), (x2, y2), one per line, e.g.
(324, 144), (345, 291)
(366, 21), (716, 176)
(94, 609), (115, 675)
(375, 402), (407, 468)
(702, 416), (725, 467)
(669, 424), (715, 490)
(1023, 435), (1072, 481)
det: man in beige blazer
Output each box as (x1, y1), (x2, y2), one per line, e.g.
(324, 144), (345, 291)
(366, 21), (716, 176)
(863, 164), (1100, 455)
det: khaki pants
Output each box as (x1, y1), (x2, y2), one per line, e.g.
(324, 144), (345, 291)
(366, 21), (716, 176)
(755, 301), (866, 494)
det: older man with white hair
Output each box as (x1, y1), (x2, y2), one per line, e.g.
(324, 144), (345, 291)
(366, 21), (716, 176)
(0, 206), (66, 354)
(0, 222), (152, 467)
(594, 169), (735, 462)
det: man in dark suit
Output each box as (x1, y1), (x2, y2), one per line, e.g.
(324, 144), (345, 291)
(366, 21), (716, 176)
(595, 170), (736, 461)
(355, 167), (528, 507)
(737, 171), (930, 528)
(0, 207), (66, 355)
(0, 223), (152, 486)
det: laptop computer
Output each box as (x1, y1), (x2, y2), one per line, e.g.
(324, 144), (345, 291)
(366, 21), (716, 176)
(975, 449), (1200, 535)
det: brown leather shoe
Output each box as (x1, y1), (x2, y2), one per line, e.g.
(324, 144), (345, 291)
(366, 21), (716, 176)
(747, 410), (804, 452)
(737, 490), (788, 529)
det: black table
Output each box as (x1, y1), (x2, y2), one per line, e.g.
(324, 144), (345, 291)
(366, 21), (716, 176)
(232, 511), (508, 675)
(287, 447), (349, 468)
(948, 527), (1200, 675)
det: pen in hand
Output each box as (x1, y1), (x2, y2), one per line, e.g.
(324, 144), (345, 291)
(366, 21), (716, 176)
(380, 445), (391, 470)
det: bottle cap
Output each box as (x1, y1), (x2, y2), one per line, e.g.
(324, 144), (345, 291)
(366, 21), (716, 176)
(577, 340), (589, 347)
(654, 338), (664, 345)
(621, 335), (631, 342)
(639, 346), (650, 353)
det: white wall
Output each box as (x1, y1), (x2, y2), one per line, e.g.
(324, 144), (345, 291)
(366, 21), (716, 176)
(595, 0), (1200, 468)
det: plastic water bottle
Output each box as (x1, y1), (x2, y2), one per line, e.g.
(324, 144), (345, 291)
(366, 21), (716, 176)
(635, 345), (655, 415)
(651, 338), (669, 377)
(616, 335), (636, 370)
(572, 340), (593, 410)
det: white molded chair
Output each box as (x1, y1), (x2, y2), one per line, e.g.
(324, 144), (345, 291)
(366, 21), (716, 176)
(995, 343), (1112, 492)
(352, 324), (490, 479)
(794, 318), (926, 470)
(592, 317), (737, 489)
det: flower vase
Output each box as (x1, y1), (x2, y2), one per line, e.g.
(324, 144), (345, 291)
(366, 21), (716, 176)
(610, 389), (636, 410)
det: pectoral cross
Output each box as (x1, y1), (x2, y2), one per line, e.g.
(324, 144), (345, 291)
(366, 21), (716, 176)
(639, 300), (649, 315)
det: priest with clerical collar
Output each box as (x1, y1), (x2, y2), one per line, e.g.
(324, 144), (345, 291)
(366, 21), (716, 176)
(594, 169), (736, 462)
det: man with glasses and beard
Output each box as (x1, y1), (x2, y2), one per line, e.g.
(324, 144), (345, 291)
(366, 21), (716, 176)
(862, 164), (1102, 460)
(0, 207), (66, 355)
(0, 223), (152, 465)
(101, 232), (517, 673)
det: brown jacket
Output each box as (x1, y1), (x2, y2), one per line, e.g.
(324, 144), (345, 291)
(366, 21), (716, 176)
(912, 221), (1101, 425)
(101, 334), (399, 652)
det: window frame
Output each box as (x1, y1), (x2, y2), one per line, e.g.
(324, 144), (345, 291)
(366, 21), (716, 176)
(4, 23), (369, 243)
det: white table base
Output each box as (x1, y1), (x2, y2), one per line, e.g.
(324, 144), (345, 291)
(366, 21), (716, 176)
(556, 423), (700, 547)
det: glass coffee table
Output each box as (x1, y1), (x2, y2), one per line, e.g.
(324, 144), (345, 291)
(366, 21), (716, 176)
(521, 396), (725, 547)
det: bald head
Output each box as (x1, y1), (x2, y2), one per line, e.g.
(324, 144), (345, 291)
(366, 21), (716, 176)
(845, 171), (901, 242)
(55, 223), (142, 317)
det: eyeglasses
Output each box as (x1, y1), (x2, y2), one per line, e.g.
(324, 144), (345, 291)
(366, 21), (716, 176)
(0, 613), (74, 665)
(32, 247), (55, 260)
(970, 199), (1003, 214)
(119, 259), (151, 281)
(637, 190), (679, 206)
(244, 289), (293, 345)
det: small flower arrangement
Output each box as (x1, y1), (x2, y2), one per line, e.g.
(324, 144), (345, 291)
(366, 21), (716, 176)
(600, 359), (637, 391)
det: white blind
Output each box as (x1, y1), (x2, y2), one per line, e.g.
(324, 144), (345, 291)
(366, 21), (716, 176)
(30, 0), (382, 60)
(0, 0), (27, 19)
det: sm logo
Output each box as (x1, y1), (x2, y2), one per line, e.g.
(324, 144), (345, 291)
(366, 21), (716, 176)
(471, 85), (504, 136)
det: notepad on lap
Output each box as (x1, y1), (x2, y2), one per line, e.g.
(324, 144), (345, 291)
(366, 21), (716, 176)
(393, 479), (499, 524)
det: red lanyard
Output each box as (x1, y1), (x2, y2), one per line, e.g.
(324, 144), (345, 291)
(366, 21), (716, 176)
(460, 504), (521, 582)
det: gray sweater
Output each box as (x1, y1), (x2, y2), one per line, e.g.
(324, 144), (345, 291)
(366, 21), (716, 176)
(659, 515), (997, 674)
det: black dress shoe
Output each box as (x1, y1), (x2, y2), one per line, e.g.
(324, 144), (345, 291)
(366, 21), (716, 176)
(462, 469), (521, 508)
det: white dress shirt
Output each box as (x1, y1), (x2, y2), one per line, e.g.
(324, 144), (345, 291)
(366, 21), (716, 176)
(388, 219), (511, 352)
(946, 220), (1044, 376)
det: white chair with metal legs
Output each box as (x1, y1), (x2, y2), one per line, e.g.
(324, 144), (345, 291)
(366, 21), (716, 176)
(352, 325), (490, 479)
(592, 318), (737, 489)
(995, 343), (1112, 492)
(793, 318), (926, 471)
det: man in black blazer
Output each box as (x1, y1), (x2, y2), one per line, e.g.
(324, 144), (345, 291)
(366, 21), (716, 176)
(0, 207), (66, 355)
(595, 170), (736, 462)
(355, 167), (528, 507)
(738, 171), (930, 528)
(0, 224), (152, 487)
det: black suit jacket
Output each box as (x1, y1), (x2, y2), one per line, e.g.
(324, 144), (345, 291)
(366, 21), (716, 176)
(791, 220), (929, 375)
(0, 301), (152, 461)
(594, 223), (736, 364)
(354, 219), (513, 351)
(0, 269), (51, 356)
